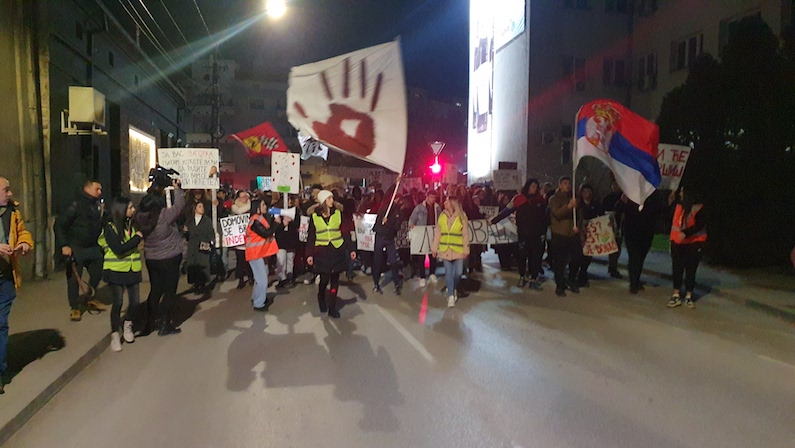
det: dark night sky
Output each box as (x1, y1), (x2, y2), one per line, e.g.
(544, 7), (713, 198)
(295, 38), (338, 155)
(120, 0), (469, 100)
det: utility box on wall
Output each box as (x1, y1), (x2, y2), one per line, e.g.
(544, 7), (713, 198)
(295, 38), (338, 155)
(69, 86), (105, 126)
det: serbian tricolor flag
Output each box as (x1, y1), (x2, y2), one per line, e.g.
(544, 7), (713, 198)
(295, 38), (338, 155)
(230, 122), (288, 158)
(575, 99), (661, 206)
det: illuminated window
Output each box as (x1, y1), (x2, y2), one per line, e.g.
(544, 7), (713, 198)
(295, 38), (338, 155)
(128, 127), (157, 193)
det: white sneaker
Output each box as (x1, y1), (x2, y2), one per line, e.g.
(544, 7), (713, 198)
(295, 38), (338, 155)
(429, 274), (438, 284)
(419, 278), (427, 288)
(315, 275), (321, 285)
(447, 295), (456, 308)
(122, 321), (135, 343)
(110, 332), (123, 352)
(303, 276), (313, 285)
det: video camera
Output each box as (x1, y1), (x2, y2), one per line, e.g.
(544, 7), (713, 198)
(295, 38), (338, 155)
(148, 164), (180, 189)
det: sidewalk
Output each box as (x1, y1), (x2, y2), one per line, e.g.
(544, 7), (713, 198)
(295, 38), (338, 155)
(592, 249), (795, 324)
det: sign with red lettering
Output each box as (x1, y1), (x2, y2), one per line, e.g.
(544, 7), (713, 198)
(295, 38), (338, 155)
(220, 213), (250, 247)
(582, 215), (619, 256)
(657, 144), (691, 190)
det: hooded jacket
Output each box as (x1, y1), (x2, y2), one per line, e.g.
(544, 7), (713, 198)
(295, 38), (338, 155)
(548, 189), (576, 237)
(54, 191), (103, 250)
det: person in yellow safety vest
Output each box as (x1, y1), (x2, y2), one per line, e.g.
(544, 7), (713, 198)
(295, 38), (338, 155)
(305, 190), (355, 319)
(432, 196), (470, 308)
(246, 198), (281, 312)
(667, 187), (707, 309)
(98, 197), (143, 352)
(0, 176), (34, 394)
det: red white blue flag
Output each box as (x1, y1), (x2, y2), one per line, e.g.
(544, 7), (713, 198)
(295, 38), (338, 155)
(575, 99), (661, 206)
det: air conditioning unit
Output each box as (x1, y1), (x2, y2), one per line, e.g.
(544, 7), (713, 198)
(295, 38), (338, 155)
(541, 132), (556, 145)
(61, 86), (107, 135)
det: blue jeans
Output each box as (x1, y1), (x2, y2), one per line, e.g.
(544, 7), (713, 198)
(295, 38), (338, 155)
(249, 258), (270, 308)
(0, 279), (17, 376)
(442, 259), (463, 297)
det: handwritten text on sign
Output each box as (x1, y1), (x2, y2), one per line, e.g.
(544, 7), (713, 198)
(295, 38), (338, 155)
(408, 219), (519, 255)
(582, 215), (619, 256)
(657, 144), (691, 191)
(157, 148), (219, 190)
(220, 213), (250, 247)
(354, 214), (377, 251)
(298, 216), (310, 243)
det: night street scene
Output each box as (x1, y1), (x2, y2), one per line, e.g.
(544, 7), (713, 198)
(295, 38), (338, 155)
(1, 0), (795, 447)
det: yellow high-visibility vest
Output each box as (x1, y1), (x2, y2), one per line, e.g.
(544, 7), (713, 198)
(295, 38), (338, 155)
(438, 213), (464, 253)
(313, 210), (344, 248)
(98, 224), (142, 273)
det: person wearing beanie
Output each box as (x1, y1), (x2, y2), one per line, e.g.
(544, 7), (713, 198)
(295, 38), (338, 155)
(305, 190), (355, 318)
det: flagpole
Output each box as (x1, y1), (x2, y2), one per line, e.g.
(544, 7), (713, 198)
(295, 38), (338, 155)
(383, 174), (402, 224)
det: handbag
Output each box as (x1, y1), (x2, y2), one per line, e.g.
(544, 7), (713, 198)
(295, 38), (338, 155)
(199, 242), (212, 252)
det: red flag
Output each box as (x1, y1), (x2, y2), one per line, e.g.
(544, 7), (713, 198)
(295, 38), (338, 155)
(230, 122), (288, 158)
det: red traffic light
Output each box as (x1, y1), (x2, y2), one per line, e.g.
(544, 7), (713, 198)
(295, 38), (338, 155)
(430, 156), (441, 174)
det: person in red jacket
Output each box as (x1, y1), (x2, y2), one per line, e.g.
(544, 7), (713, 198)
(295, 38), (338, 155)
(668, 187), (706, 309)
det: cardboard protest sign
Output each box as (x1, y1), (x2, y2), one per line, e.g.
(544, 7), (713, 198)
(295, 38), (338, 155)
(157, 148), (219, 189)
(395, 221), (411, 249)
(467, 219), (518, 245)
(354, 214), (377, 251)
(257, 176), (272, 191)
(492, 169), (522, 192)
(298, 216), (310, 243)
(657, 144), (691, 190)
(581, 215), (619, 256)
(479, 206), (500, 222)
(220, 213), (250, 247)
(442, 164), (458, 185)
(409, 226), (435, 255)
(271, 152), (300, 194)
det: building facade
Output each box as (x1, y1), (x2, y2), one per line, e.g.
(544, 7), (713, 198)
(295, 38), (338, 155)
(474, 0), (793, 190)
(0, 0), (186, 279)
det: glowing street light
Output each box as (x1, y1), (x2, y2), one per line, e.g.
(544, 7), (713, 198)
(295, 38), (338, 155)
(266, 0), (287, 18)
(430, 156), (442, 174)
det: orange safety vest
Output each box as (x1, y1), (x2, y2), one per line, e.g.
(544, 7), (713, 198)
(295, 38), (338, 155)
(670, 204), (707, 244)
(245, 214), (279, 261)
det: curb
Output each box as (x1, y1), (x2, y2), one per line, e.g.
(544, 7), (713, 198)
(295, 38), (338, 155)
(591, 259), (795, 324)
(0, 334), (110, 446)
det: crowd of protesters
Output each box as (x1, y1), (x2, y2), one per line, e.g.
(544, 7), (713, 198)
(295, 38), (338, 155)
(0, 170), (708, 394)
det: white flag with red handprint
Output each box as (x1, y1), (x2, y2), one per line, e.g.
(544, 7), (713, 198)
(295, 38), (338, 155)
(287, 40), (407, 174)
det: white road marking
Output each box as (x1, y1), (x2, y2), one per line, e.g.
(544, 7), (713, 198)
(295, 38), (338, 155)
(758, 354), (795, 369)
(375, 305), (436, 364)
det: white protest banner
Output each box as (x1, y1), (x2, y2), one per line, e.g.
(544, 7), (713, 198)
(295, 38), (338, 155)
(492, 169), (522, 192)
(409, 226), (435, 255)
(354, 214), (377, 251)
(395, 221), (411, 249)
(467, 219), (518, 245)
(479, 206), (500, 222)
(582, 215), (619, 256)
(443, 164), (458, 184)
(220, 213), (250, 247)
(272, 152), (300, 194)
(657, 144), (691, 190)
(157, 148), (219, 189)
(298, 216), (310, 242)
(257, 176), (272, 191)
(401, 177), (423, 193)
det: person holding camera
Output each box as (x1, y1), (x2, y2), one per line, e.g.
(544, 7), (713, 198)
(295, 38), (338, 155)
(134, 178), (185, 336)
(98, 197), (143, 351)
(54, 179), (106, 321)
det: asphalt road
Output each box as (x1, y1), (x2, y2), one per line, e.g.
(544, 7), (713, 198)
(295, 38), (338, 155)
(5, 260), (795, 448)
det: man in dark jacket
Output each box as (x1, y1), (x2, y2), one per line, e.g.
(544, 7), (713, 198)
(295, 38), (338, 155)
(618, 191), (666, 294)
(602, 180), (624, 278)
(54, 180), (106, 321)
(372, 185), (404, 295)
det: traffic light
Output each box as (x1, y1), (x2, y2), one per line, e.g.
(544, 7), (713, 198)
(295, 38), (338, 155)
(430, 156), (441, 174)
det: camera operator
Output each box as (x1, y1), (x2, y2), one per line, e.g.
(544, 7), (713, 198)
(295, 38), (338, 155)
(134, 171), (185, 336)
(54, 179), (107, 321)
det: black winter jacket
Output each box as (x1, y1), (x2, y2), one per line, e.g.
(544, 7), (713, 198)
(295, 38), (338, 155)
(55, 192), (104, 250)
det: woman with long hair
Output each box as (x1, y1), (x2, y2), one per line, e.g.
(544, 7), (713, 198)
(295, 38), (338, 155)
(306, 190), (356, 318)
(98, 197), (143, 351)
(668, 187), (707, 309)
(432, 196), (470, 308)
(246, 199), (281, 312)
(185, 201), (215, 293)
(134, 180), (185, 336)
(231, 190), (253, 289)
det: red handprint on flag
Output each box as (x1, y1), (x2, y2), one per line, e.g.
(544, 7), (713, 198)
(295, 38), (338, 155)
(293, 58), (382, 157)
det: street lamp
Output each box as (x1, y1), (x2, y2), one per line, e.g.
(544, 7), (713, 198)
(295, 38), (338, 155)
(265, 0), (287, 18)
